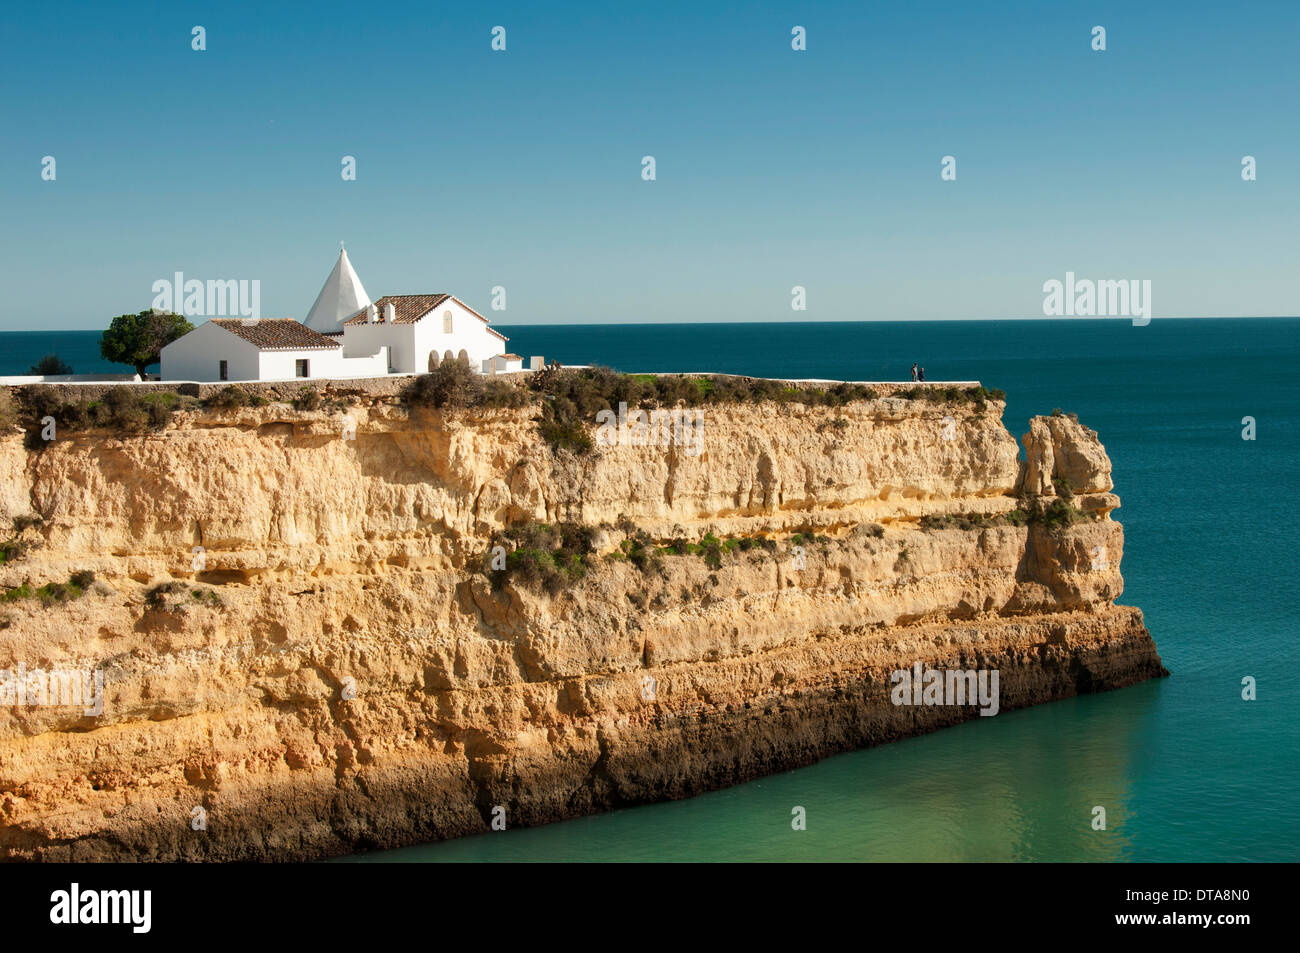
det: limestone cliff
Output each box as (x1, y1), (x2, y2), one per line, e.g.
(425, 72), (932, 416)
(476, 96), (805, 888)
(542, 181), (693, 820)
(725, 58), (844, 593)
(0, 388), (1165, 860)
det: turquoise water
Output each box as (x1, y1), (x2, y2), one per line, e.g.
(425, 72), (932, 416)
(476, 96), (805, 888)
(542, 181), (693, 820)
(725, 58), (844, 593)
(6, 319), (1297, 861)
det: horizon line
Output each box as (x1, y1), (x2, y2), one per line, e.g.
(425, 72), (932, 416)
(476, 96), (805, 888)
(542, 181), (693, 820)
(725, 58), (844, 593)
(6, 314), (1299, 333)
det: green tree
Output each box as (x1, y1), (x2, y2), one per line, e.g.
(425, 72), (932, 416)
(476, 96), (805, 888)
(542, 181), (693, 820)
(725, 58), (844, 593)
(28, 354), (73, 375)
(100, 310), (193, 377)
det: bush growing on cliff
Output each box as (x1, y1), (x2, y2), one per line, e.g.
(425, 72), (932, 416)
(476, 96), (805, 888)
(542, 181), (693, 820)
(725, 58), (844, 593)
(538, 405), (594, 453)
(919, 506), (1079, 532)
(0, 390), (17, 432)
(618, 530), (663, 572)
(2, 573), (94, 606)
(900, 385), (1005, 411)
(502, 521), (598, 555)
(0, 514), (45, 564)
(19, 385), (64, 423)
(0, 538), (31, 564)
(523, 367), (880, 454)
(98, 388), (175, 431)
(648, 530), (762, 569)
(0, 584), (33, 603)
(36, 581), (78, 604)
(202, 386), (266, 410)
(485, 521), (597, 593)
(920, 513), (990, 531)
(791, 532), (833, 546)
(698, 533), (724, 570)
(17, 385), (178, 448)
(145, 580), (212, 612)
(488, 520), (843, 594)
(292, 389), (323, 411)
(1025, 496), (1091, 531)
(818, 416), (849, 433)
(505, 548), (575, 594)
(13, 514), (43, 533)
(403, 361), (482, 409)
(481, 378), (532, 409)
(399, 364), (884, 454)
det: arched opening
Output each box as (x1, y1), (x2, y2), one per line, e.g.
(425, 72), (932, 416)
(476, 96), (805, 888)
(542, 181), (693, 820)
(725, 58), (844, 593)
(427, 350), (441, 372)
(457, 349), (469, 366)
(443, 349), (454, 365)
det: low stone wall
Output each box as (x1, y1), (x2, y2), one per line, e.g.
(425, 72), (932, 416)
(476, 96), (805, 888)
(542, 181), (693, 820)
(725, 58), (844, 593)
(189, 377), (417, 401)
(0, 377), (418, 404)
(0, 381), (201, 402)
(0, 374), (140, 386)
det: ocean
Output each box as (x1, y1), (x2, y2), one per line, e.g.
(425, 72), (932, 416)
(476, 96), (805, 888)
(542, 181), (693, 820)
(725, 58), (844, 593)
(4, 318), (1297, 862)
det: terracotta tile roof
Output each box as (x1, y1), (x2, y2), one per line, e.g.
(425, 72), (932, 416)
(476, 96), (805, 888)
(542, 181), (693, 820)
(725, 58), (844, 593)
(342, 294), (508, 341)
(343, 294), (448, 326)
(211, 319), (341, 350)
(500, 353), (522, 360)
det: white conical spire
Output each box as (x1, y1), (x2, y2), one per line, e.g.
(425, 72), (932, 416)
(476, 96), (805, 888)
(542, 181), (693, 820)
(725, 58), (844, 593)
(304, 244), (371, 333)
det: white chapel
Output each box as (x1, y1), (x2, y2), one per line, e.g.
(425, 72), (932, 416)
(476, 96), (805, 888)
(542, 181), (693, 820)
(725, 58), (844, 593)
(161, 247), (522, 382)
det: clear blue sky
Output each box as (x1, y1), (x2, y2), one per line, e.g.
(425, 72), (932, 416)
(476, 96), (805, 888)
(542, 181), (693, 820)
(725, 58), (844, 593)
(1, 0), (1296, 329)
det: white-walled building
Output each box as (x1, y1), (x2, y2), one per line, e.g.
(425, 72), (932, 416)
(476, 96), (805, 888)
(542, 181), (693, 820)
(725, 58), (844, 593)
(160, 319), (387, 382)
(484, 353), (524, 374)
(339, 294), (508, 374)
(158, 248), (521, 382)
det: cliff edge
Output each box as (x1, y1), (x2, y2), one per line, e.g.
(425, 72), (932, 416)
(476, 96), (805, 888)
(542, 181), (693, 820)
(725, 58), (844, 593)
(0, 383), (1166, 860)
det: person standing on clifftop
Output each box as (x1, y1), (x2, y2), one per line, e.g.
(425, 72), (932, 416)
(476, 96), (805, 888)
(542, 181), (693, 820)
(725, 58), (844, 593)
(911, 363), (918, 381)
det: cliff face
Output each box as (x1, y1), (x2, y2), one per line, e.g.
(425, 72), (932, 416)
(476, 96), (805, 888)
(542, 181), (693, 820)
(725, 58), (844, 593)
(0, 392), (1165, 861)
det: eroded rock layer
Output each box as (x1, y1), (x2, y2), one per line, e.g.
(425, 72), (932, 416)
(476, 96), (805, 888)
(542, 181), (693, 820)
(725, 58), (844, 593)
(0, 393), (1165, 860)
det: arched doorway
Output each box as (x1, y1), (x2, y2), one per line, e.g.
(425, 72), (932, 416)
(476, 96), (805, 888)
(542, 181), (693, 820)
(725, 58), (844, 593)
(443, 349), (454, 365)
(457, 349), (469, 366)
(427, 351), (441, 372)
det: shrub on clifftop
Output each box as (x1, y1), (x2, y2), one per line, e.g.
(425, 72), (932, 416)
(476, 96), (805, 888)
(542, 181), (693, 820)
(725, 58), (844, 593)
(399, 364), (977, 454)
(292, 389), (323, 411)
(403, 361), (482, 408)
(899, 385), (1006, 411)
(18, 385), (178, 449)
(0, 390), (17, 432)
(201, 386), (265, 410)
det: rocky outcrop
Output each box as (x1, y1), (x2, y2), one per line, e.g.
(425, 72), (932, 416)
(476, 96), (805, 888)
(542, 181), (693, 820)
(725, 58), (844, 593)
(0, 390), (1165, 861)
(1018, 413), (1114, 497)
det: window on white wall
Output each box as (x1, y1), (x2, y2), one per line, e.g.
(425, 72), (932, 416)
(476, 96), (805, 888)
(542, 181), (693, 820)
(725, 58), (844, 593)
(219, 360), (228, 381)
(443, 311), (453, 334)
(295, 359), (309, 378)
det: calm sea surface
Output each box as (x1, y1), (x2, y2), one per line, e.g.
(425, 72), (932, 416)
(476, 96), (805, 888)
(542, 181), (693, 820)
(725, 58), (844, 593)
(5, 319), (1297, 861)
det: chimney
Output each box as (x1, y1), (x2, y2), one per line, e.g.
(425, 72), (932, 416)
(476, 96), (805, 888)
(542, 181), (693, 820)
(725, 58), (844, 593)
(367, 304), (378, 324)
(384, 302), (395, 323)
